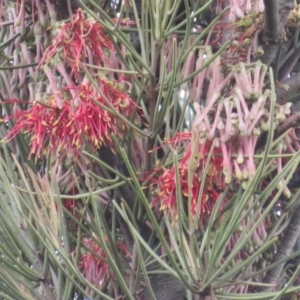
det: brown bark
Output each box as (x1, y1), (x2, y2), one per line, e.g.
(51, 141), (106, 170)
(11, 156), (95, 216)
(259, 0), (294, 66)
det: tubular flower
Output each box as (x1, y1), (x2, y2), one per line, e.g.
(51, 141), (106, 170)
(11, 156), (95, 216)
(192, 61), (273, 186)
(226, 0), (264, 22)
(78, 238), (128, 289)
(154, 59), (297, 218)
(2, 80), (141, 158)
(152, 133), (224, 219)
(39, 9), (116, 73)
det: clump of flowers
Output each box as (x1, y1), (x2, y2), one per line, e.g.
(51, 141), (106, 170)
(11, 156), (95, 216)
(153, 52), (295, 219)
(2, 9), (142, 159)
(224, 0), (264, 22)
(152, 133), (225, 219)
(78, 237), (129, 291)
(2, 79), (141, 158)
(39, 9), (116, 75)
(191, 60), (278, 188)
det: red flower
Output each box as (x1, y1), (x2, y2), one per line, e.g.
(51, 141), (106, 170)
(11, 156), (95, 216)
(3, 80), (141, 158)
(63, 198), (76, 212)
(79, 238), (110, 287)
(152, 134), (224, 219)
(39, 9), (116, 73)
(77, 238), (129, 288)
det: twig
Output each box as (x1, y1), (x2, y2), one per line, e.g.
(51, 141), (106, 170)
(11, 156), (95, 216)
(276, 73), (300, 104)
(278, 46), (300, 81)
(259, 0), (294, 66)
(275, 110), (300, 137)
(255, 110), (300, 150)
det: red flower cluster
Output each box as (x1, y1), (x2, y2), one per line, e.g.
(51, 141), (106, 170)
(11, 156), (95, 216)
(152, 134), (225, 219)
(3, 80), (141, 158)
(78, 238), (128, 288)
(39, 9), (116, 74)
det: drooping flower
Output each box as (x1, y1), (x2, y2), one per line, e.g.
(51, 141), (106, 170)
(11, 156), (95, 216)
(2, 79), (141, 158)
(152, 59), (294, 218)
(78, 237), (128, 289)
(39, 9), (116, 74)
(79, 238), (110, 287)
(191, 61), (272, 186)
(225, 0), (264, 22)
(152, 133), (225, 219)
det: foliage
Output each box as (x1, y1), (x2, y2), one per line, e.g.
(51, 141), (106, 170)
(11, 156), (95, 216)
(0, 0), (300, 299)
